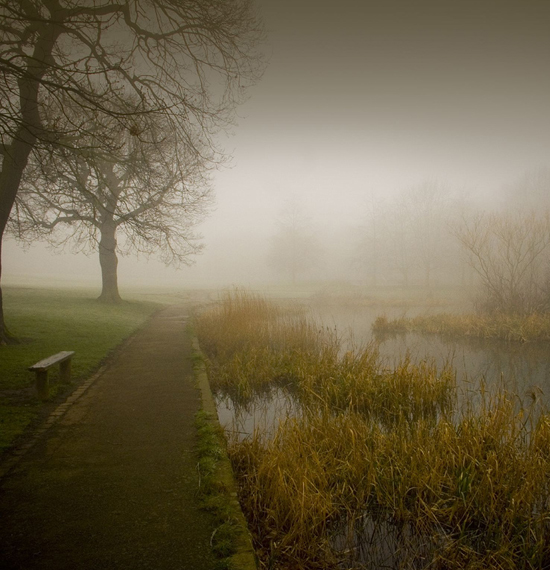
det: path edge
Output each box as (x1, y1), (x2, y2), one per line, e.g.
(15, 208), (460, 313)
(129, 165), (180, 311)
(191, 332), (258, 570)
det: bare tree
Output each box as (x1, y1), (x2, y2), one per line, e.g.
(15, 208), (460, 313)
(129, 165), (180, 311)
(0, 0), (264, 341)
(354, 196), (386, 287)
(502, 166), (550, 212)
(268, 201), (322, 285)
(355, 182), (465, 290)
(10, 111), (212, 302)
(457, 211), (550, 314)
(386, 200), (413, 287)
(403, 181), (454, 290)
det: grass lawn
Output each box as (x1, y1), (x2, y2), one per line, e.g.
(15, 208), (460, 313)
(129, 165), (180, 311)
(0, 286), (163, 452)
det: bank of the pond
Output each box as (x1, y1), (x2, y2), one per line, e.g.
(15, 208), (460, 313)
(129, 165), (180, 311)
(192, 336), (259, 570)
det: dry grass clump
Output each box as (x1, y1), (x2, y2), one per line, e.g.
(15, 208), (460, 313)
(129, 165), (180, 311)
(196, 289), (325, 400)
(293, 348), (454, 426)
(230, 398), (550, 569)
(194, 289), (282, 360)
(197, 290), (454, 423)
(196, 290), (550, 569)
(372, 314), (410, 335)
(373, 312), (550, 342)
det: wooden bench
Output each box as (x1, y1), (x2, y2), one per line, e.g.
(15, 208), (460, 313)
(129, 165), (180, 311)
(29, 351), (75, 400)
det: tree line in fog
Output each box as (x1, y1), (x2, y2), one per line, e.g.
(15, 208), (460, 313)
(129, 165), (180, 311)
(269, 169), (550, 315)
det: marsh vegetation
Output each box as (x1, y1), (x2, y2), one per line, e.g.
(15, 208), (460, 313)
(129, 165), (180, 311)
(196, 290), (550, 569)
(373, 312), (550, 342)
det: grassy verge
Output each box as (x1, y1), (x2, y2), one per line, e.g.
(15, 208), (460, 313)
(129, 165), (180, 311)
(195, 410), (256, 570)
(0, 286), (161, 452)
(372, 312), (550, 342)
(196, 290), (550, 570)
(191, 328), (258, 570)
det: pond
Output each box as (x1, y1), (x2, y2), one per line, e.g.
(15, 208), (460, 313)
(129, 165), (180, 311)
(215, 300), (550, 437)
(211, 297), (550, 569)
(311, 302), (550, 400)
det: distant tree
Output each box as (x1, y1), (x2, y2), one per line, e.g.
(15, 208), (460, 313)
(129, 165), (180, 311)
(355, 197), (386, 287)
(356, 182), (462, 290)
(268, 201), (322, 284)
(449, 193), (479, 290)
(457, 211), (550, 314)
(404, 181), (454, 290)
(0, 0), (264, 341)
(386, 200), (413, 287)
(10, 111), (212, 302)
(502, 166), (550, 211)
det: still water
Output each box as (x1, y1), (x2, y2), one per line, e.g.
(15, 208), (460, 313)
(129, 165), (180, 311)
(215, 301), (550, 436)
(213, 300), (550, 568)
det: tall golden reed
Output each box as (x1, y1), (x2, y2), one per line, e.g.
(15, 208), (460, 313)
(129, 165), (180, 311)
(196, 290), (550, 569)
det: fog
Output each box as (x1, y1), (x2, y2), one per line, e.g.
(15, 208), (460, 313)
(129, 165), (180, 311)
(6, 0), (550, 292)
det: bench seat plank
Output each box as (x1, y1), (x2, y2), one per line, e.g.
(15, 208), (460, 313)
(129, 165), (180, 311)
(29, 351), (75, 372)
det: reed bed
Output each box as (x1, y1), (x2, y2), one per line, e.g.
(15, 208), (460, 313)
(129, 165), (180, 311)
(231, 399), (550, 569)
(372, 312), (550, 342)
(198, 291), (454, 423)
(196, 291), (550, 569)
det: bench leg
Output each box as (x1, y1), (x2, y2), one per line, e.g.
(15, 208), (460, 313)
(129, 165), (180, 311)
(35, 370), (49, 400)
(60, 359), (72, 384)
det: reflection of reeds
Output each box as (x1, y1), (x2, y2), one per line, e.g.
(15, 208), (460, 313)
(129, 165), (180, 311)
(373, 312), (550, 342)
(196, 290), (550, 569)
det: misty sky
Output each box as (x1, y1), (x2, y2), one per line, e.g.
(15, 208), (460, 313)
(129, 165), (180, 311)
(6, 0), (550, 288)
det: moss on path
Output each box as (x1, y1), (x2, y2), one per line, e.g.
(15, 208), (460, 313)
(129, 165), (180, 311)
(0, 305), (218, 569)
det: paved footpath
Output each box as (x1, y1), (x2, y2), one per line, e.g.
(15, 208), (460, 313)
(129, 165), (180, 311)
(0, 305), (217, 569)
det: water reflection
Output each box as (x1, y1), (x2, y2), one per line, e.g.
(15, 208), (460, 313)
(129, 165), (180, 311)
(216, 386), (302, 439)
(215, 302), (550, 437)
(312, 304), (550, 409)
(212, 301), (550, 569)
(332, 513), (440, 570)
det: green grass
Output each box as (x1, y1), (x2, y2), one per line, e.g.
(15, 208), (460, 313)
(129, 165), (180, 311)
(0, 286), (162, 451)
(0, 405), (38, 450)
(195, 410), (242, 569)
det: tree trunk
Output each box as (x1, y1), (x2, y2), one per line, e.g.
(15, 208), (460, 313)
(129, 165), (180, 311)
(0, 149), (30, 344)
(97, 222), (122, 303)
(0, 123), (41, 344)
(0, 238), (16, 344)
(0, 19), (61, 343)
